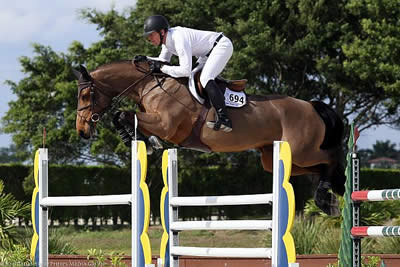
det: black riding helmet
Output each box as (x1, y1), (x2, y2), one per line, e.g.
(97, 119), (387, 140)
(144, 15), (169, 46)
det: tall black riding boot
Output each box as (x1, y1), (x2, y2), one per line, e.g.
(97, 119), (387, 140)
(204, 80), (232, 132)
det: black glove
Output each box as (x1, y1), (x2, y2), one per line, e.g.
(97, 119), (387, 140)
(149, 60), (163, 73)
(133, 55), (147, 64)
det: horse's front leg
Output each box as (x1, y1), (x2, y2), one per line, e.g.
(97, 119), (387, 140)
(112, 111), (162, 153)
(136, 111), (179, 141)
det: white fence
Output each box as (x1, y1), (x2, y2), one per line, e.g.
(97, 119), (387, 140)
(30, 141), (153, 267)
(30, 141), (298, 267)
(159, 141), (298, 267)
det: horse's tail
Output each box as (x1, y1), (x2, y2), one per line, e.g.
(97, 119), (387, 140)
(310, 101), (344, 150)
(311, 101), (346, 196)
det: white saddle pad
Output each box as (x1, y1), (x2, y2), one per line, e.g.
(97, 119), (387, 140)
(188, 72), (246, 108)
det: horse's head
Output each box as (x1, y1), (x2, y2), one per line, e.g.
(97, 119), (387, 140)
(73, 65), (114, 139)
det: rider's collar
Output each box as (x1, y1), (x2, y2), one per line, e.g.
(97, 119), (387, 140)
(164, 28), (172, 48)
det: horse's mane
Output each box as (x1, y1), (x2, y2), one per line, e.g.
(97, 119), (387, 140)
(93, 60), (133, 71)
(93, 59), (191, 83)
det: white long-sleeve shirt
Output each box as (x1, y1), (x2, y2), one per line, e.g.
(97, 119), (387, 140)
(154, 27), (222, 78)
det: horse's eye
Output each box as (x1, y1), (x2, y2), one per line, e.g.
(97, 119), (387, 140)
(80, 93), (90, 101)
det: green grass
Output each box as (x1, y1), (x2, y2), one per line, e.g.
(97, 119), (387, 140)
(42, 225), (270, 256)
(59, 227), (133, 255)
(7, 218), (400, 257)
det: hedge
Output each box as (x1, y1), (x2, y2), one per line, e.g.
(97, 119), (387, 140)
(1, 162), (399, 225)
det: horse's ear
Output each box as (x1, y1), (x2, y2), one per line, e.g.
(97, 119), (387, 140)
(79, 65), (92, 81)
(72, 68), (81, 80)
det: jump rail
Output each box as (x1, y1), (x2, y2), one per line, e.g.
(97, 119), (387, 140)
(158, 141), (299, 267)
(338, 124), (400, 267)
(30, 140), (299, 267)
(30, 141), (153, 267)
(351, 189), (400, 202)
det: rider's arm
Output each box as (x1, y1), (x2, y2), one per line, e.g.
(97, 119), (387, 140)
(147, 45), (172, 63)
(160, 33), (192, 78)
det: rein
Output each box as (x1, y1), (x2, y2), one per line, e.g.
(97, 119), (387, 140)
(77, 62), (153, 123)
(77, 60), (197, 126)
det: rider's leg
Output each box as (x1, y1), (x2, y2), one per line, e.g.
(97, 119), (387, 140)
(203, 80), (232, 132)
(200, 36), (233, 132)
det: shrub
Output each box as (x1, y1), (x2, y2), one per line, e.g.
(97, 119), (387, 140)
(0, 244), (35, 266)
(0, 180), (30, 249)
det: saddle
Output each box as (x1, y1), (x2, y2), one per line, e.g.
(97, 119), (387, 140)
(194, 71), (247, 97)
(179, 72), (247, 152)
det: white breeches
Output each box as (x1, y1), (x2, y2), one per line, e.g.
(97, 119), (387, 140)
(200, 36), (233, 87)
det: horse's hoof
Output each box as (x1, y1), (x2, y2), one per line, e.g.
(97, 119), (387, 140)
(149, 136), (163, 150)
(314, 187), (340, 216)
(329, 203), (340, 217)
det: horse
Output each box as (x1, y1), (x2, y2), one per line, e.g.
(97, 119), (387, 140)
(74, 60), (345, 216)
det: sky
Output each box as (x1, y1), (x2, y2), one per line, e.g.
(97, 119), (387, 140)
(1, 1), (399, 150)
(0, 0), (134, 147)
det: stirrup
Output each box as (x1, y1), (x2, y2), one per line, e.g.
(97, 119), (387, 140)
(206, 119), (232, 132)
(206, 108), (232, 132)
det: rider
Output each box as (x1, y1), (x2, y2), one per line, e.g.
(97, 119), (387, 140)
(142, 15), (233, 132)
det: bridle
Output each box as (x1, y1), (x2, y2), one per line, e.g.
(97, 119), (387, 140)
(77, 80), (114, 124)
(76, 62), (155, 126)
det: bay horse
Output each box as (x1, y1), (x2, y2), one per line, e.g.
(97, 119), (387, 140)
(74, 60), (345, 216)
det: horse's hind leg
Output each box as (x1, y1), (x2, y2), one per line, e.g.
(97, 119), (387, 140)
(331, 162), (346, 195)
(286, 143), (341, 215)
(259, 146), (314, 175)
(314, 164), (343, 216)
(262, 144), (343, 216)
(313, 154), (345, 216)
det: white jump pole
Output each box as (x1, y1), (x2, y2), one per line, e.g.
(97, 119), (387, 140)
(38, 148), (48, 267)
(159, 141), (298, 267)
(132, 140), (138, 267)
(35, 139), (153, 267)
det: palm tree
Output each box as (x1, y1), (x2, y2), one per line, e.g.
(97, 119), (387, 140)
(0, 180), (30, 249)
(358, 140), (400, 168)
(371, 140), (398, 159)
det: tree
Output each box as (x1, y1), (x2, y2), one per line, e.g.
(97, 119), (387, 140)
(0, 145), (25, 163)
(371, 140), (398, 159)
(3, 0), (400, 164)
(358, 140), (399, 167)
(2, 43), (131, 164)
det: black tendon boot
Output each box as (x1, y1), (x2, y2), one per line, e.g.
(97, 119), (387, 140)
(204, 80), (232, 132)
(112, 112), (132, 147)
